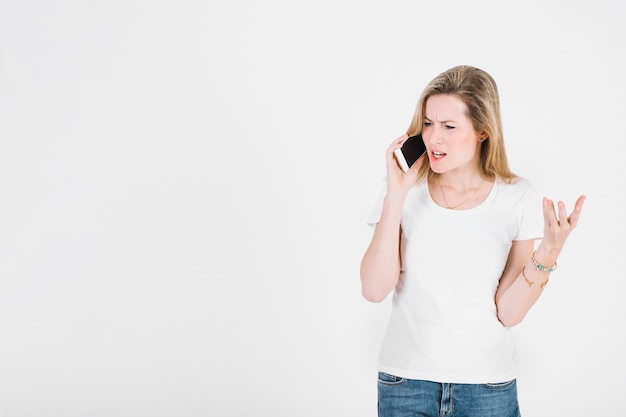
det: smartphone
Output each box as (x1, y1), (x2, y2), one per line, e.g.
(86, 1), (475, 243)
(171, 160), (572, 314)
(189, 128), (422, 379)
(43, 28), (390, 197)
(393, 134), (426, 172)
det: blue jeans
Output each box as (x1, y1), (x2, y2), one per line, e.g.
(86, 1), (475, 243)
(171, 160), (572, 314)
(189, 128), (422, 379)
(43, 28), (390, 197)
(378, 372), (521, 417)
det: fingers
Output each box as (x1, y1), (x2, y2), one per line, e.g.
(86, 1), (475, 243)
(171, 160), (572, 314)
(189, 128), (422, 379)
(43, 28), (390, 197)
(385, 135), (409, 180)
(557, 200), (568, 225)
(567, 195), (586, 228)
(542, 197), (558, 227)
(543, 195), (586, 229)
(387, 134), (409, 152)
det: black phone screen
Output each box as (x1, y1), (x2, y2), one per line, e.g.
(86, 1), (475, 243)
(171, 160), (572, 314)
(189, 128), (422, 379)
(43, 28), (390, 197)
(400, 134), (426, 169)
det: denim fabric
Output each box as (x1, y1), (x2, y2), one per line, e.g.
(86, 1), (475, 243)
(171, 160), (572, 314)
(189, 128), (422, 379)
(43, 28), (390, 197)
(378, 372), (521, 417)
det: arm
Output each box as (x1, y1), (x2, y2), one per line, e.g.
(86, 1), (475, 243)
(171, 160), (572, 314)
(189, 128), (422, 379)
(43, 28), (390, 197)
(360, 135), (423, 303)
(360, 193), (404, 303)
(495, 195), (586, 326)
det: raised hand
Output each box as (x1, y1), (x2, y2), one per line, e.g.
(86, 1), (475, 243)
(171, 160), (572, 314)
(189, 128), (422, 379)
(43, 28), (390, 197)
(385, 134), (425, 195)
(540, 195), (586, 258)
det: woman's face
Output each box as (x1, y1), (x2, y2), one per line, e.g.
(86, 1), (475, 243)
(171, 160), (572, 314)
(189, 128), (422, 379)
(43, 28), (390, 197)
(422, 94), (485, 175)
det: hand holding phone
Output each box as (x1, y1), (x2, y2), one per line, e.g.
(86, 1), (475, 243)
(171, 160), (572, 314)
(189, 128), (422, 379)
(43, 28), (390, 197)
(393, 134), (426, 172)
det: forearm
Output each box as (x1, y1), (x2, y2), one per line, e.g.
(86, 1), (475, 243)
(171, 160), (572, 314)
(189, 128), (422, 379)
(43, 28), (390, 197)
(360, 193), (406, 303)
(496, 243), (558, 326)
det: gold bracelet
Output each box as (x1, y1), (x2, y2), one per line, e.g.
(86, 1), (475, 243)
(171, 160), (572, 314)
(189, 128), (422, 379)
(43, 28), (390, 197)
(522, 266), (549, 289)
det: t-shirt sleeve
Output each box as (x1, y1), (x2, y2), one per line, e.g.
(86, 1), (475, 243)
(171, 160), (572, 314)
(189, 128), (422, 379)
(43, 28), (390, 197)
(515, 180), (544, 241)
(366, 181), (387, 227)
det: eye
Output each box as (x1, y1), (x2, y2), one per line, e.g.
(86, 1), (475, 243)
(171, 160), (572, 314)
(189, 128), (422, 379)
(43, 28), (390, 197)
(423, 121), (432, 127)
(444, 125), (455, 129)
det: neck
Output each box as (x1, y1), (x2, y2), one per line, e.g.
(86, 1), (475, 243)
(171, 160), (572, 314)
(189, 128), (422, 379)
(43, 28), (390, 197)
(436, 171), (484, 192)
(433, 172), (490, 210)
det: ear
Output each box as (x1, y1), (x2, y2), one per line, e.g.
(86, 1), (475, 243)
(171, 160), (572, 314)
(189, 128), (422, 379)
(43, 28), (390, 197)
(479, 131), (489, 142)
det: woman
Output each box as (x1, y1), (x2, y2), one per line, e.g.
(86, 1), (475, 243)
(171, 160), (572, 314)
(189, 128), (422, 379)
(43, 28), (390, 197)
(360, 65), (585, 417)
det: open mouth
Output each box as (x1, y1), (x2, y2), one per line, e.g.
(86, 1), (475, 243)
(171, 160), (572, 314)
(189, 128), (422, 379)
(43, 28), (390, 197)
(432, 151), (446, 159)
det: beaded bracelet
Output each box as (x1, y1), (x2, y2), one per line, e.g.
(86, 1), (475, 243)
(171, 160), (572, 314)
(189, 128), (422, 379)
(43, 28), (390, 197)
(532, 251), (557, 272)
(522, 266), (549, 289)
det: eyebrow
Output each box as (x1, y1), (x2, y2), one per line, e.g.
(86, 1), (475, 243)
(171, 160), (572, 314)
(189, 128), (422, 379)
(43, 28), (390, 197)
(424, 117), (458, 123)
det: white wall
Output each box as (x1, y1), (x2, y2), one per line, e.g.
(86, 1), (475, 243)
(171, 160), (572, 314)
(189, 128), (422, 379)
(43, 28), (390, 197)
(0, 1), (623, 416)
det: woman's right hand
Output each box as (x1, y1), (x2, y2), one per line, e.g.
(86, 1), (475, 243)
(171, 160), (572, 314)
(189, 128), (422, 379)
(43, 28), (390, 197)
(385, 134), (425, 195)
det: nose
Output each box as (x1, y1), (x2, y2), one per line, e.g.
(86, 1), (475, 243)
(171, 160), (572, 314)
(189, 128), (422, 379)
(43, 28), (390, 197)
(426, 125), (443, 146)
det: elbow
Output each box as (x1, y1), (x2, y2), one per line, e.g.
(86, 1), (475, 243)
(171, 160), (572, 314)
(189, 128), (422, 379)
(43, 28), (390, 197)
(497, 310), (526, 328)
(359, 259), (397, 303)
(360, 270), (392, 303)
(361, 286), (388, 303)
(495, 295), (528, 327)
(498, 316), (523, 328)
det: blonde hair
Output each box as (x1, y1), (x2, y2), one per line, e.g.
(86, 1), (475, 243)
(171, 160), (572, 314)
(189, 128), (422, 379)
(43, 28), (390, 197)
(407, 65), (516, 183)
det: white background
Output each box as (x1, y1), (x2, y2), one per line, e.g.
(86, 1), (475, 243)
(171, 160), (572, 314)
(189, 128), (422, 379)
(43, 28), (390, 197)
(0, 1), (624, 416)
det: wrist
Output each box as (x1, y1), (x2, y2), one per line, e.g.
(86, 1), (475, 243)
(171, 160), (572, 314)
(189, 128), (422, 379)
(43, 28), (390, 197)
(534, 244), (560, 262)
(531, 250), (558, 273)
(384, 187), (410, 203)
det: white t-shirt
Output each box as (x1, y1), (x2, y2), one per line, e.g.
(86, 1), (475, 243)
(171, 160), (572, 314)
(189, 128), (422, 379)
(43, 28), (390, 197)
(367, 177), (543, 383)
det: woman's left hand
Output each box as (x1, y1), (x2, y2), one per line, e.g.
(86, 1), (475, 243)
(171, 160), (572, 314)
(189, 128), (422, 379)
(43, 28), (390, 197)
(541, 195), (586, 256)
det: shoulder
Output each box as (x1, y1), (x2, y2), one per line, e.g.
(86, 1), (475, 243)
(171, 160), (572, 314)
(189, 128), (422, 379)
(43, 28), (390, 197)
(493, 177), (541, 205)
(403, 180), (431, 216)
(498, 176), (537, 194)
